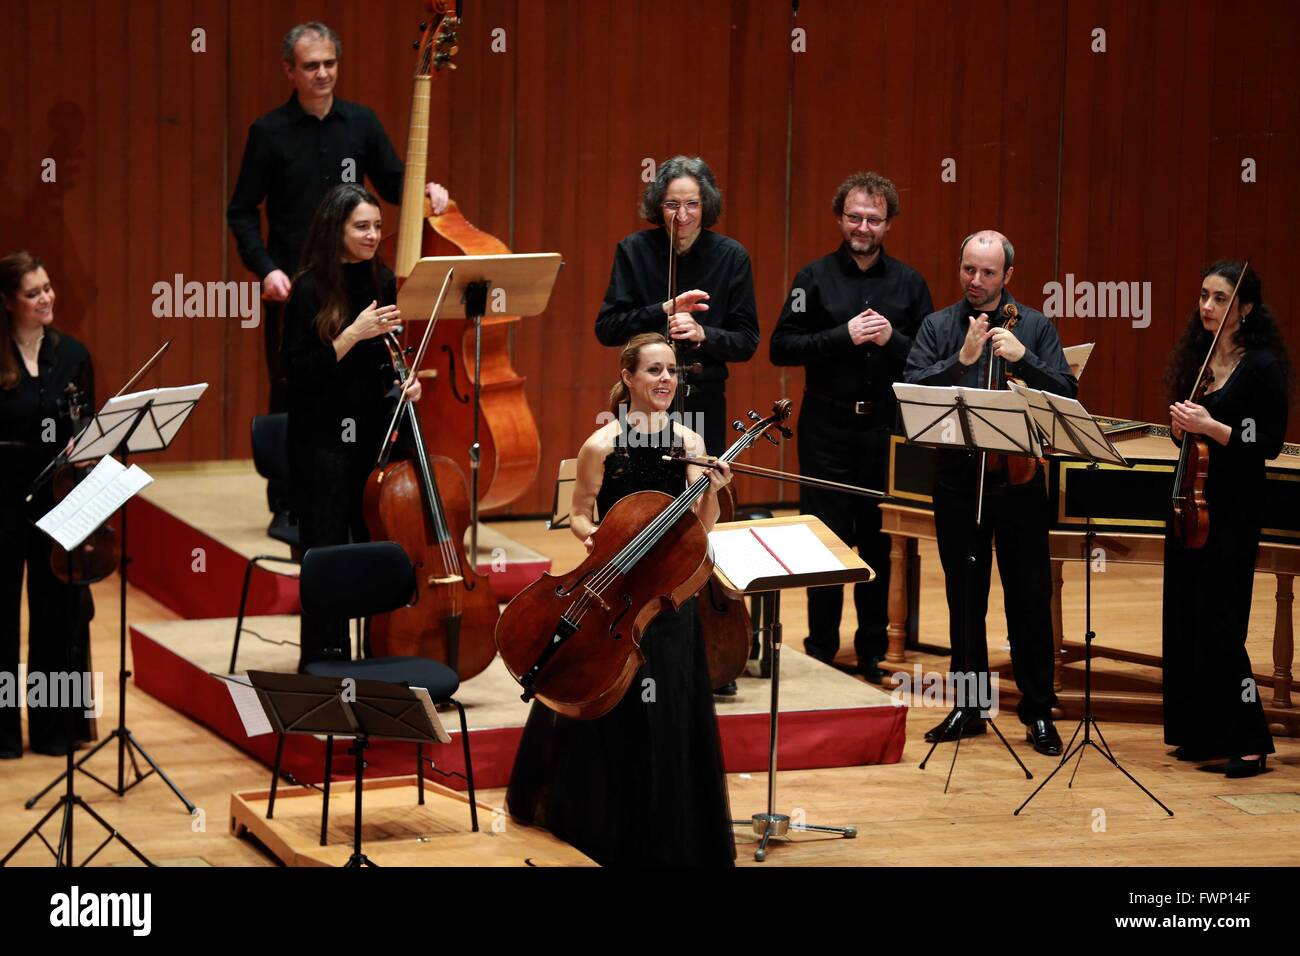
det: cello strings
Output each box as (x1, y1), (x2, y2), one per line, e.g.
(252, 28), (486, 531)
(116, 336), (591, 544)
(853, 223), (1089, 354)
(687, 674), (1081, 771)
(564, 428), (763, 623)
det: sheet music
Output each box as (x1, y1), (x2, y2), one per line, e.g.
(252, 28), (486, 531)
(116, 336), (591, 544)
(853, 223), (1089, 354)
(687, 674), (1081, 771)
(1008, 381), (1128, 466)
(892, 383), (1041, 455)
(220, 674), (273, 738)
(35, 456), (153, 549)
(1064, 343), (1095, 379)
(409, 687), (452, 744)
(710, 523), (844, 590)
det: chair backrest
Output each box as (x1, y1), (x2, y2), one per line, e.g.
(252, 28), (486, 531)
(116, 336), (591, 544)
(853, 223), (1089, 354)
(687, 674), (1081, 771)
(300, 542), (415, 620)
(251, 413), (291, 482)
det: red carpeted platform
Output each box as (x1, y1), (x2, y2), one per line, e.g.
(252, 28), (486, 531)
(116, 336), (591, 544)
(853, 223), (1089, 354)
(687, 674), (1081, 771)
(131, 616), (907, 792)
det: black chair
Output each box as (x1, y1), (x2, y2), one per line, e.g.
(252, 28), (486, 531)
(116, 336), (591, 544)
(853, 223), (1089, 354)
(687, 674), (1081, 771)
(288, 541), (478, 842)
(229, 414), (301, 673)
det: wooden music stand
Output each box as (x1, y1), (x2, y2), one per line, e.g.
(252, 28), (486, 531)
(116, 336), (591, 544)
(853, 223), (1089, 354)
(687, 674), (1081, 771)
(710, 514), (872, 862)
(398, 253), (562, 559)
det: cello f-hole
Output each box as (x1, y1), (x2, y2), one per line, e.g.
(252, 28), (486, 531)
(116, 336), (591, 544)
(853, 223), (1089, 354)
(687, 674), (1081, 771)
(442, 344), (471, 404)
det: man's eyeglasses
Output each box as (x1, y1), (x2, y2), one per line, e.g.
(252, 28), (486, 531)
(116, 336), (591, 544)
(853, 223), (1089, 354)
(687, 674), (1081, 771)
(843, 214), (887, 228)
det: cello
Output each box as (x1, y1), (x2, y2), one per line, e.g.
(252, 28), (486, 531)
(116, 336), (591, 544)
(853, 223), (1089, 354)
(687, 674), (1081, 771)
(363, 302), (500, 680)
(496, 401), (791, 720)
(1170, 262), (1249, 550)
(392, 2), (540, 512)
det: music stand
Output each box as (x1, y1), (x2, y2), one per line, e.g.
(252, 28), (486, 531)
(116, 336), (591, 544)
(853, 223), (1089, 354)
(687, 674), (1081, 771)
(25, 384), (207, 816)
(546, 458), (579, 531)
(1008, 385), (1172, 816)
(399, 253), (562, 560)
(241, 671), (450, 867)
(711, 515), (869, 861)
(892, 383), (1037, 791)
(2, 455), (156, 867)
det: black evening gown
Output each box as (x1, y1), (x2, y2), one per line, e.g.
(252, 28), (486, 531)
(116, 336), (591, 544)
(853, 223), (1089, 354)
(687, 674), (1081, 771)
(505, 421), (736, 866)
(1163, 350), (1289, 757)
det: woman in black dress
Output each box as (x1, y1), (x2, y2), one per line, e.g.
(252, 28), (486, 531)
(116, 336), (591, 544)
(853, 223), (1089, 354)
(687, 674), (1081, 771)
(0, 250), (94, 757)
(1163, 260), (1291, 778)
(506, 332), (736, 866)
(282, 184), (421, 669)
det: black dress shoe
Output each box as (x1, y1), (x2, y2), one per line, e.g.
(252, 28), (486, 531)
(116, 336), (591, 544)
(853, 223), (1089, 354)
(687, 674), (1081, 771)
(856, 657), (886, 685)
(924, 708), (986, 743)
(712, 681), (738, 697)
(1026, 719), (1063, 756)
(1223, 755), (1268, 779)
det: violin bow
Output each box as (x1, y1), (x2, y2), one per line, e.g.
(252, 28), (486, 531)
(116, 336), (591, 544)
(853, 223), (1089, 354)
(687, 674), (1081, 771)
(1186, 260), (1248, 401)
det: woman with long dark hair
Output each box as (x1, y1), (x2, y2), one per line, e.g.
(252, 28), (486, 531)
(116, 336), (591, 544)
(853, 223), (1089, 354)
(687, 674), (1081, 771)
(0, 251), (94, 757)
(1163, 260), (1292, 777)
(506, 332), (736, 866)
(283, 184), (421, 668)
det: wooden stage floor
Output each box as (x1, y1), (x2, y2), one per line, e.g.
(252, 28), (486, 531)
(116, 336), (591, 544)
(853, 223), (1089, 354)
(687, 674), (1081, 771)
(1, 485), (1296, 866)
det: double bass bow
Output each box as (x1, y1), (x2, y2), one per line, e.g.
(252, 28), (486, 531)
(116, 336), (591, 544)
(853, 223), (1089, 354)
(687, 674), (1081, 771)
(363, 270), (500, 679)
(496, 401), (792, 719)
(1170, 261), (1249, 550)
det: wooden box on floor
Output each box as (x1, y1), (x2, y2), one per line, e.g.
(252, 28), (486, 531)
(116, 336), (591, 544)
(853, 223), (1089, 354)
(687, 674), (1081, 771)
(229, 775), (592, 867)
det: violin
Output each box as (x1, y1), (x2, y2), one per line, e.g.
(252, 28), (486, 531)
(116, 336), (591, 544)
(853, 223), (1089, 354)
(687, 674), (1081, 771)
(49, 381), (118, 585)
(392, 3), (540, 511)
(1171, 263), (1248, 549)
(984, 302), (1042, 486)
(496, 401), (791, 720)
(363, 326), (500, 679)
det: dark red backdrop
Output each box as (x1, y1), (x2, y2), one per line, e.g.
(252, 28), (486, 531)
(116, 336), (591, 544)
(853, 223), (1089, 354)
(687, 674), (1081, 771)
(3, 0), (1296, 513)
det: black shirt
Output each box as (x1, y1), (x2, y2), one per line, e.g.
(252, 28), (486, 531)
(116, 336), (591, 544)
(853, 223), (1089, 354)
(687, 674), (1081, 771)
(227, 92), (405, 280)
(1173, 349), (1289, 523)
(770, 244), (933, 408)
(904, 291), (1077, 488)
(595, 228), (759, 384)
(282, 262), (397, 454)
(0, 331), (94, 509)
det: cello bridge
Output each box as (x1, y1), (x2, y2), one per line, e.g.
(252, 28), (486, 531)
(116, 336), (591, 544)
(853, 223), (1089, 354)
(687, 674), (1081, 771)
(428, 574), (464, 587)
(583, 586), (611, 612)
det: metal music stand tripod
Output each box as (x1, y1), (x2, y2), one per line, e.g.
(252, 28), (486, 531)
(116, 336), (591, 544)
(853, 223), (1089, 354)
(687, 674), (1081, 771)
(3, 446), (161, 866)
(1008, 385), (1172, 816)
(25, 383), (207, 816)
(893, 382), (1037, 791)
(398, 252), (562, 562)
(713, 515), (869, 861)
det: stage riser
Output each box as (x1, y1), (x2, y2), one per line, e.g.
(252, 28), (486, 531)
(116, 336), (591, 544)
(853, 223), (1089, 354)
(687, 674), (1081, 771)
(132, 628), (906, 790)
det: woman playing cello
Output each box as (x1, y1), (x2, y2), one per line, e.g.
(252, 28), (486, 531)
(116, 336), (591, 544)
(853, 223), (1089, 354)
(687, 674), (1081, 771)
(505, 332), (736, 866)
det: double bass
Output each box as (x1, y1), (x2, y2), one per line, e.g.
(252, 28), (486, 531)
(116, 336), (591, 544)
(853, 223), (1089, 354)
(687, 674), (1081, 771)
(496, 402), (791, 720)
(392, 2), (540, 511)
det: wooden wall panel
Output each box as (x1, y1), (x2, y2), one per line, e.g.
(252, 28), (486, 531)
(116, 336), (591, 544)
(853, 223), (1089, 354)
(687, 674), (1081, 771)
(3, 0), (1297, 517)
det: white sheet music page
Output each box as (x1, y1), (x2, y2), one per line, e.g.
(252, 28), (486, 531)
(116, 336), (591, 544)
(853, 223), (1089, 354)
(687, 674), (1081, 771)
(222, 675), (273, 738)
(35, 456), (154, 550)
(709, 522), (844, 590)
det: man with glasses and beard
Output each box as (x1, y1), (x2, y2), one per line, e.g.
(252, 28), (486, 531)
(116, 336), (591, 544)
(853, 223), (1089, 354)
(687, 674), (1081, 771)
(771, 171), (933, 684)
(904, 230), (1075, 755)
(596, 155), (759, 461)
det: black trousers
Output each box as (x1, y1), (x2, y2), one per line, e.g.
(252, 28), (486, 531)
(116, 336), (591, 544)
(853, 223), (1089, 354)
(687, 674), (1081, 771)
(933, 471), (1057, 723)
(797, 397), (891, 666)
(0, 503), (93, 755)
(290, 442), (371, 669)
